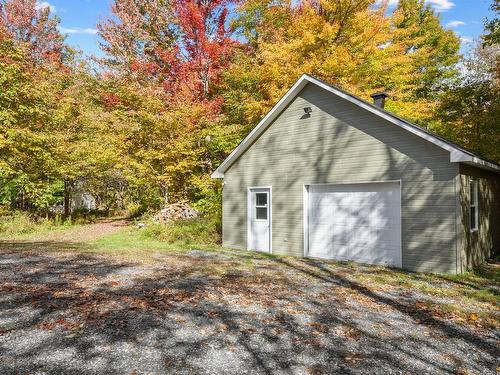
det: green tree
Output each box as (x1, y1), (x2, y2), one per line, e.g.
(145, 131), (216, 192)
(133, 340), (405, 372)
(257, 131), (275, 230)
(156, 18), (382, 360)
(0, 31), (119, 214)
(0, 39), (58, 211)
(483, 0), (499, 46)
(436, 42), (500, 162)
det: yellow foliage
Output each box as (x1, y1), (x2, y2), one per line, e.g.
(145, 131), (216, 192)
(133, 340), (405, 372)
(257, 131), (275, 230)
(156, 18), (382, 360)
(227, 0), (460, 125)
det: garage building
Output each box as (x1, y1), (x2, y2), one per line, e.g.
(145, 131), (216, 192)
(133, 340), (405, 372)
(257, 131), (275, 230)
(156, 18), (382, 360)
(211, 74), (500, 274)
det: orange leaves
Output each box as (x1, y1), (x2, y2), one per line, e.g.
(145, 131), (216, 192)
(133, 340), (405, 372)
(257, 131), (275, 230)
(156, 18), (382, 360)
(100, 0), (238, 100)
(121, 296), (152, 311)
(38, 318), (84, 332)
(414, 300), (429, 311)
(292, 335), (324, 348)
(343, 353), (365, 364)
(207, 310), (220, 318)
(228, 0), (461, 134)
(102, 92), (122, 110)
(412, 300), (492, 329)
(333, 325), (362, 340)
(174, 0), (237, 99)
(468, 312), (479, 322)
(217, 323), (229, 332)
(306, 321), (329, 335)
(0, 282), (15, 292)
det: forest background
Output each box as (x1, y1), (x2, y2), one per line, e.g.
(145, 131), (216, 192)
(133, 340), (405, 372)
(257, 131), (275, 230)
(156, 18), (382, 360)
(0, 0), (498, 230)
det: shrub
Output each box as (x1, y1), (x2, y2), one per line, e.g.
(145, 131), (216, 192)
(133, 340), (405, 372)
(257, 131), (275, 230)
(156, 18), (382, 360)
(0, 211), (48, 236)
(0, 210), (93, 237)
(141, 218), (221, 247)
(123, 202), (144, 218)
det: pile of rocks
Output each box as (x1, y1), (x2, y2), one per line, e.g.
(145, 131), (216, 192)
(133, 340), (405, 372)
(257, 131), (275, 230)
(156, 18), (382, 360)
(154, 201), (199, 224)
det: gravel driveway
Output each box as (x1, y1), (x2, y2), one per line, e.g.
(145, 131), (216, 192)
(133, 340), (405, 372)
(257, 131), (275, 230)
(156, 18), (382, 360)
(0, 247), (498, 374)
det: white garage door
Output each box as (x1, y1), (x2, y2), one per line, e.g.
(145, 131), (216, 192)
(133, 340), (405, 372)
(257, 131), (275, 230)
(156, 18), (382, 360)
(307, 182), (401, 267)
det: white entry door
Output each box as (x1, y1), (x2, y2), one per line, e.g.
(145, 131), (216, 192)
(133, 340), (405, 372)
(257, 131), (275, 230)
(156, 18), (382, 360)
(248, 188), (271, 252)
(307, 182), (401, 267)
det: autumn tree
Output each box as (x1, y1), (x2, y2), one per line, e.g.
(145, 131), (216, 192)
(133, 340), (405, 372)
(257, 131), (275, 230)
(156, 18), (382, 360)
(390, 0), (460, 113)
(0, 1), (119, 215)
(51, 65), (125, 216)
(175, 0), (235, 99)
(226, 0), (460, 128)
(98, 0), (179, 90)
(0, 0), (65, 211)
(0, 38), (56, 210)
(0, 34), (118, 214)
(0, 0), (65, 63)
(98, 0), (238, 208)
(99, 0), (237, 98)
(3, 0), (483, 220)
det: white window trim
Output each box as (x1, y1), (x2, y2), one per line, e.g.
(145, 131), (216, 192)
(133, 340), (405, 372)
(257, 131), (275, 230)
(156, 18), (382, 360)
(254, 192), (269, 222)
(470, 179), (479, 232)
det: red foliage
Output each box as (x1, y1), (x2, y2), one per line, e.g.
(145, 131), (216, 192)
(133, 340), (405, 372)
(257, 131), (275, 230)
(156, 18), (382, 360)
(0, 0), (64, 64)
(97, 0), (180, 87)
(102, 92), (122, 109)
(175, 0), (237, 99)
(98, 0), (239, 102)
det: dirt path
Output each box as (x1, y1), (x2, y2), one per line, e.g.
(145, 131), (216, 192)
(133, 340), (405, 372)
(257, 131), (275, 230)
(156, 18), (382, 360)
(18, 218), (129, 243)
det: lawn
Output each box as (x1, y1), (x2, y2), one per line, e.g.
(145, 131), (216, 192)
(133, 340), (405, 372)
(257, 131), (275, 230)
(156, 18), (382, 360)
(0, 221), (498, 374)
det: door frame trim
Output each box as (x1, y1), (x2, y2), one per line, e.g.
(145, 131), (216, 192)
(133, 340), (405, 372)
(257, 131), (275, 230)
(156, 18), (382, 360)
(303, 180), (402, 267)
(247, 186), (272, 254)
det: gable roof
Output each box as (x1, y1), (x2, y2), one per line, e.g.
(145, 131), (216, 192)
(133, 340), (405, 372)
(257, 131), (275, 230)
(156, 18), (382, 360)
(211, 74), (500, 178)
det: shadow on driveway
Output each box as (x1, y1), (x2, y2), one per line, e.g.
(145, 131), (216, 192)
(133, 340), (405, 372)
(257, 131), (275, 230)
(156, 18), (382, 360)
(0, 246), (497, 374)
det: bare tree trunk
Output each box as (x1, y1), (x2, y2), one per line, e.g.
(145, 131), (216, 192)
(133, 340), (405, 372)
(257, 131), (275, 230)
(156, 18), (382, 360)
(475, 120), (481, 154)
(200, 68), (210, 99)
(64, 180), (72, 218)
(160, 184), (168, 206)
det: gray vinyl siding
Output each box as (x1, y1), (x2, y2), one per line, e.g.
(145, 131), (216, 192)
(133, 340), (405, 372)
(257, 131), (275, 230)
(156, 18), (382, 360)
(222, 83), (459, 273)
(457, 164), (500, 271)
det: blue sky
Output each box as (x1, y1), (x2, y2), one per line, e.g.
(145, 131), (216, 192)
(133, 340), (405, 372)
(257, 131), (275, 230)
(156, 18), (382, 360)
(37, 0), (495, 58)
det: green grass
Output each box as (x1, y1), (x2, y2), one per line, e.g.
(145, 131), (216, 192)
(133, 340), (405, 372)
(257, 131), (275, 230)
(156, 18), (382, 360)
(0, 212), (80, 239)
(86, 228), (189, 258)
(78, 220), (222, 261)
(439, 265), (500, 285)
(92, 229), (178, 250)
(351, 260), (499, 327)
(140, 218), (221, 246)
(84, 222), (281, 266)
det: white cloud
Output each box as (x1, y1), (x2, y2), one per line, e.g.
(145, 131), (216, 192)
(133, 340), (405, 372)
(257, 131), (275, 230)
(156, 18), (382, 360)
(446, 20), (466, 28)
(460, 36), (473, 44)
(58, 27), (98, 35)
(375, 0), (399, 6)
(425, 0), (455, 12)
(36, 1), (56, 13)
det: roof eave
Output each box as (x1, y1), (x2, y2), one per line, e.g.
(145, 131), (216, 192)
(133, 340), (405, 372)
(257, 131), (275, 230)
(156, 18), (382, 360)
(450, 151), (500, 173)
(211, 74), (500, 178)
(211, 170), (224, 179)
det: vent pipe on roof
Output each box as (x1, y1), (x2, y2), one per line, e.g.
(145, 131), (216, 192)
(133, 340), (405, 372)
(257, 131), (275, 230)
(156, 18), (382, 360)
(370, 92), (389, 109)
